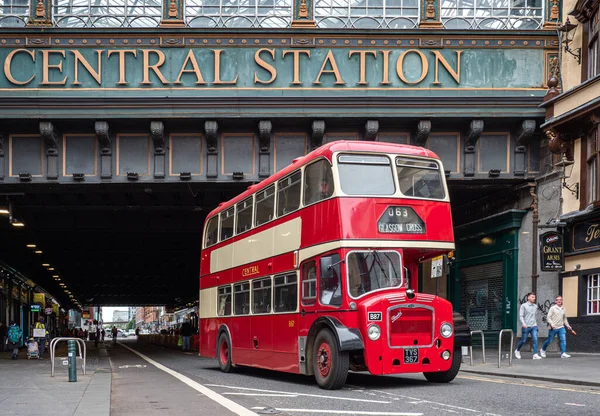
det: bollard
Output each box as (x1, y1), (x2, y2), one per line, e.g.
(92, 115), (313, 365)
(68, 340), (77, 382)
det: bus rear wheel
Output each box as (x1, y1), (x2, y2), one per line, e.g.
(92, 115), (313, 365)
(217, 332), (233, 373)
(313, 329), (349, 390)
(423, 348), (461, 383)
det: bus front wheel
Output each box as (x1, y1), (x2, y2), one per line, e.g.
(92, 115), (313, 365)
(217, 332), (233, 373)
(423, 348), (461, 383)
(313, 329), (349, 390)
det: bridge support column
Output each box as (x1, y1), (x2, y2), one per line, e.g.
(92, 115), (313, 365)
(205, 121), (218, 179)
(40, 122), (59, 180)
(95, 122), (112, 179)
(464, 120), (484, 177)
(151, 121), (166, 179)
(258, 120), (272, 178)
(515, 120), (536, 177)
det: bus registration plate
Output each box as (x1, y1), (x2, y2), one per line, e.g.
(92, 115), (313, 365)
(404, 348), (419, 364)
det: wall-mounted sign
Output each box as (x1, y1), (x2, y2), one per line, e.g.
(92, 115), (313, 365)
(572, 221), (600, 252)
(431, 256), (443, 278)
(33, 293), (45, 305)
(30, 304), (41, 312)
(540, 231), (564, 271)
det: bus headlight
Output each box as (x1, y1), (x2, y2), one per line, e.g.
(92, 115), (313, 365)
(367, 324), (381, 341)
(440, 322), (453, 338)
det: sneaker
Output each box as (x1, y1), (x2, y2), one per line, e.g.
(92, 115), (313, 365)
(514, 349), (521, 359)
(561, 353), (571, 358)
(540, 349), (546, 358)
(533, 354), (542, 360)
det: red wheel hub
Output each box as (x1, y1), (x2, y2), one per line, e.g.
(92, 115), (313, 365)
(317, 341), (332, 377)
(219, 340), (229, 365)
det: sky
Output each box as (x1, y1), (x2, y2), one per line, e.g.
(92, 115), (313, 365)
(101, 306), (132, 322)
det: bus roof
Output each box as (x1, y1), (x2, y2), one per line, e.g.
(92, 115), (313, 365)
(206, 140), (441, 219)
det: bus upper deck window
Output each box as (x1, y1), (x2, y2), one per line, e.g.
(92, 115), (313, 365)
(205, 216), (218, 247)
(337, 154), (394, 196)
(220, 207), (235, 241)
(304, 159), (334, 205)
(396, 157), (445, 200)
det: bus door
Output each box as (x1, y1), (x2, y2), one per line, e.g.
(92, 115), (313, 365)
(270, 271), (300, 372)
(249, 277), (273, 367)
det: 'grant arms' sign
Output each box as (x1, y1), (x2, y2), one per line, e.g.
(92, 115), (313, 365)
(0, 46), (544, 91)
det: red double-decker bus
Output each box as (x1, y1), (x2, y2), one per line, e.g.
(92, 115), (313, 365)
(198, 140), (470, 389)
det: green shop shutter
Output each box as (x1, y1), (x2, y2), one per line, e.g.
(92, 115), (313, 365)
(460, 262), (503, 331)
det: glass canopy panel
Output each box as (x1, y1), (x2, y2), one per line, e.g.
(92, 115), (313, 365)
(53, 0), (162, 27)
(315, 0), (418, 28)
(0, 0), (29, 27)
(185, 0), (291, 28)
(441, 0), (543, 29)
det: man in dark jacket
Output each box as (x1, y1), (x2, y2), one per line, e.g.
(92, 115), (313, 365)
(180, 320), (192, 352)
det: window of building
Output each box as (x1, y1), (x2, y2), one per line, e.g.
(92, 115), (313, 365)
(587, 273), (600, 315)
(252, 278), (272, 314)
(277, 171), (302, 217)
(303, 159), (334, 205)
(586, 126), (599, 205)
(441, 0), (543, 30)
(274, 273), (297, 312)
(314, 0), (419, 29)
(186, 0), (292, 28)
(218, 286), (232, 316)
(0, 0), (29, 27)
(220, 206), (235, 241)
(233, 282), (250, 315)
(53, 0), (162, 27)
(301, 261), (317, 305)
(589, 10), (599, 79)
(204, 215), (219, 248)
(236, 196), (253, 235)
(255, 184), (275, 227)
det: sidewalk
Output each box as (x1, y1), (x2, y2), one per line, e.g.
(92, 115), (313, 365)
(460, 350), (600, 387)
(0, 341), (111, 416)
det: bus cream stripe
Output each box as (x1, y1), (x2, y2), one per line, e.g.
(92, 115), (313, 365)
(200, 287), (218, 319)
(210, 217), (302, 274)
(298, 240), (455, 262)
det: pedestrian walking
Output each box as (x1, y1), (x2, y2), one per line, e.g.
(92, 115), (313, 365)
(540, 295), (573, 358)
(111, 326), (118, 345)
(6, 322), (22, 360)
(180, 320), (192, 352)
(515, 292), (542, 360)
(34, 317), (47, 359)
(0, 321), (7, 352)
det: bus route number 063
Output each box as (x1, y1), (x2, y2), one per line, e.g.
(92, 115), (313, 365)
(390, 207), (409, 217)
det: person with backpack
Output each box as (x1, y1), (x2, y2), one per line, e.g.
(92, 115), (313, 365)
(7, 322), (22, 360)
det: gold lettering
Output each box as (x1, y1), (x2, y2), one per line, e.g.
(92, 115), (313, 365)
(141, 50), (169, 85)
(379, 50), (391, 85)
(585, 224), (600, 243)
(254, 48), (277, 84)
(349, 50), (376, 85)
(314, 50), (345, 85)
(41, 50), (67, 85)
(396, 49), (428, 85)
(174, 49), (206, 85)
(107, 50), (137, 85)
(212, 50), (238, 85)
(71, 50), (102, 85)
(4, 49), (35, 85)
(282, 49), (310, 85)
(432, 50), (462, 85)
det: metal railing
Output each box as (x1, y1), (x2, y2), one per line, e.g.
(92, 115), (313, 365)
(469, 330), (486, 366)
(50, 337), (87, 377)
(498, 329), (514, 368)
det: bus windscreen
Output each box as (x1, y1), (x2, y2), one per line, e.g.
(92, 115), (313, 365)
(396, 157), (445, 200)
(347, 250), (402, 298)
(337, 154), (395, 195)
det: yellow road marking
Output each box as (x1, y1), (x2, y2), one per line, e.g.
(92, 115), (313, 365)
(458, 375), (600, 395)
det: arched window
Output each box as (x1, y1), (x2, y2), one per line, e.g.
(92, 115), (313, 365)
(0, 0), (29, 27)
(314, 0), (419, 29)
(53, 0), (162, 27)
(186, 0), (292, 28)
(441, 0), (543, 30)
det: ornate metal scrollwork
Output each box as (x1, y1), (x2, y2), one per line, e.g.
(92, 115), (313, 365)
(413, 120), (431, 146)
(364, 120), (379, 141)
(311, 120), (325, 150)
